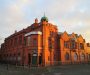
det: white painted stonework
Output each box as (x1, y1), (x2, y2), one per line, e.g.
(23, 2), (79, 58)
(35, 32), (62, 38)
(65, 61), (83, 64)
(25, 31), (42, 36)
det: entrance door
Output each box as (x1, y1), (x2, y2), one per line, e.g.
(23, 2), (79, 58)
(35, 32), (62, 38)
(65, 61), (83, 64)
(39, 55), (42, 65)
(28, 54), (31, 65)
(32, 53), (37, 65)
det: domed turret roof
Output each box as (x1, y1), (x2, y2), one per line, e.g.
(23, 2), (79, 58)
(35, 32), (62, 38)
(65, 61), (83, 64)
(41, 15), (48, 22)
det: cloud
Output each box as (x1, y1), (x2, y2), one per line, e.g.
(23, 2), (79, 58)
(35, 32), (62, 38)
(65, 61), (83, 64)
(0, 0), (90, 44)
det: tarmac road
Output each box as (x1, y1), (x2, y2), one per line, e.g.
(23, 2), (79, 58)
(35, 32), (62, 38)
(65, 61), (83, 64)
(0, 64), (90, 75)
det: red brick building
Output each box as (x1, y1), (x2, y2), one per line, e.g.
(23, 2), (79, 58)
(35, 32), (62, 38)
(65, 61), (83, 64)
(0, 16), (90, 66)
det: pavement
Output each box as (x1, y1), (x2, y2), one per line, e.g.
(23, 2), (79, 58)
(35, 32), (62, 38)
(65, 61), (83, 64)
(0, 64), (90, 75)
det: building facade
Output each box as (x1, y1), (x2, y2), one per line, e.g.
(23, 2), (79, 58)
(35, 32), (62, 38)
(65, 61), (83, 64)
(0, 16), (90, 66)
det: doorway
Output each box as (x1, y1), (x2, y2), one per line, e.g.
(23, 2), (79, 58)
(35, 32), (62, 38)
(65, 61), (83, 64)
(32, 53), (37, 65)
(28, 54), (31, 65)
(39, 54), (42, 65)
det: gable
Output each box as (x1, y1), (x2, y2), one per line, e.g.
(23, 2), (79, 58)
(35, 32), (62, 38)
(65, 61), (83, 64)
(61, 31), (69, 41)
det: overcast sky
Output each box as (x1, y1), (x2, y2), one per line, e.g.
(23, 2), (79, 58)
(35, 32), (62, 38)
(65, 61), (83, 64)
(0, 0), (90, 44)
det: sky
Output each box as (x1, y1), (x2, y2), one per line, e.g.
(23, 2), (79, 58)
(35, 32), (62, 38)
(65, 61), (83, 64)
(0, 0), (90, 44)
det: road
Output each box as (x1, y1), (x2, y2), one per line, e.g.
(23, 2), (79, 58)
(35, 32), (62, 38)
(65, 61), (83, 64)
(0, 64), (90, 75)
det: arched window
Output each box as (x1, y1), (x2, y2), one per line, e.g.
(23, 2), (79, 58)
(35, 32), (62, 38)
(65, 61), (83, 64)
(65, 53), (69, 60)
(81, 53), (85, 61)
(74, 53), (78, 61)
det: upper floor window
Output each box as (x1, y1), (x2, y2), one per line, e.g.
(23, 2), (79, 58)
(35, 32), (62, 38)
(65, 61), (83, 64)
(80, 43), (84, 49)
(14, 37), (18, 46)
(87, 43), (90, 47)
(48, 37), (51, 49)
(27, 36), (30, 46)
(70, 41), (77, 49)
(11, 39), (13, 46)
(48, 37), (54, 50)
(64, 41), (69, 48)
(50, 31), (54, 37)
(24, 37), (27, 46)
(19, 35), (22, 45)
(33, 38), (37, 46)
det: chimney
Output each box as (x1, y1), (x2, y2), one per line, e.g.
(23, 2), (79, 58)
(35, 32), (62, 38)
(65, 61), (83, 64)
(35, 18), (38, 23)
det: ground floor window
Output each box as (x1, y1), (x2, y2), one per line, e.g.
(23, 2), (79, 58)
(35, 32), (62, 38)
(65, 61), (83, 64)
(81, 53), (85, 61)
(65, 53), (69, 60)
(74, 53), (78, 61)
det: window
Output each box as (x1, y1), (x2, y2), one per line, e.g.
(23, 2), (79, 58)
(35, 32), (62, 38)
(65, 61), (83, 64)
(27, 36), (30, 46)
(14, 37), (18, 46)
(80, 43), (84, 49)
(18, 53), (21, 61)
(70, 41), (77, 49)
(24, 37), (26, 46)
(81, 53), (85, 61)
(48, 37), (51, 49)
(65, 53), (69, 60)
(64, 41), (69, 48)
(11, 39), (13, 46)
(74, 53), (78, 61)
(50, 31), (55, 37)
(33, 49), (37, 53)
(33, 38), (37, 46)
(48, 37), (54, 49)
(19, 35), (22, 45)
(50, 31), (53, 36)
(87, 43), (90, 47)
